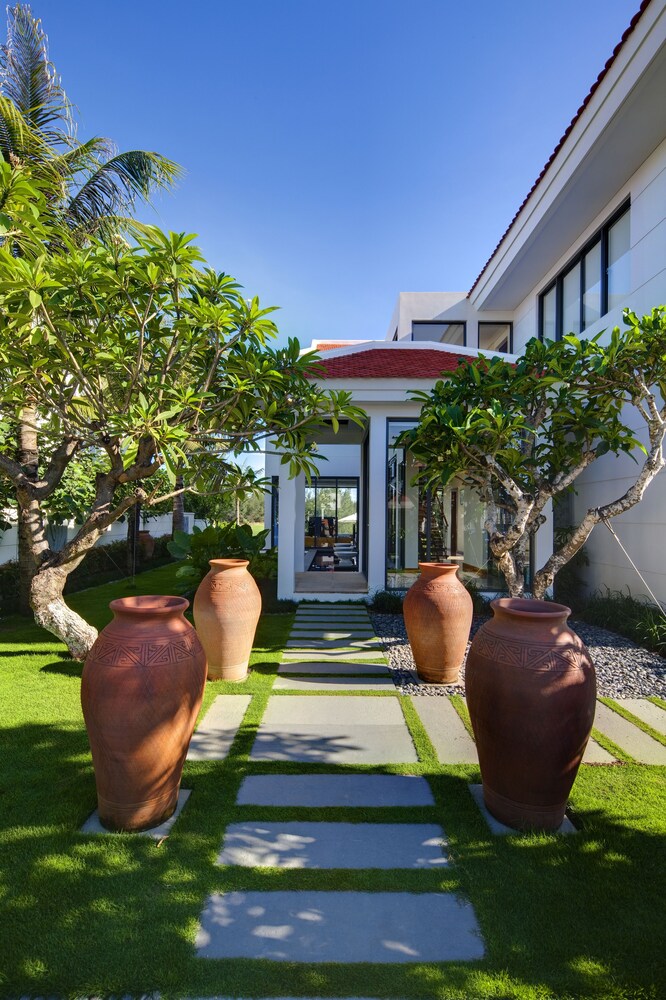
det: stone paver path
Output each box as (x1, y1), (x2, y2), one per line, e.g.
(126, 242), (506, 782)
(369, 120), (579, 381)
(191, 604), (665, 976)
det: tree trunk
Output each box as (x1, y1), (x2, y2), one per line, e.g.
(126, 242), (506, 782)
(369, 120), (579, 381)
(172, 474), (185, 535)
(126, 503), (139, 575)
(31, 564), (98, 661)
(17, 406), (39, 615)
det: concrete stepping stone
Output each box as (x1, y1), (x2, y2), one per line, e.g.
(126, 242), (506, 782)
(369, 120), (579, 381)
(81, 789), (191, 839)
(286, 638), (383, 649)
(469, 785), (577, 835)
(290, 630), (376, 641)
(187, 695), (252, 760)
(411, 696), (478, 764)
(283, 649), (385, 660)
(217, 822), (448, 868)
(236, 774), (435, 807)
(593, 701), (666, 764)
(617, 698), (666, 736)
(278, 660), (390, 675)
(195, 890), (484, 962)
(249, 695), (418, 764)
(273, 675), (395, 691)
(295, 611), (370, 619)
(582, 737), (616, 763)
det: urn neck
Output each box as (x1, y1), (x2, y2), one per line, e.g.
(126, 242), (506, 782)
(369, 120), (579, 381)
(208, 558), (250, 574)
(490, 597), (571, 628)
(109, 595), (189, 623)
(418, 562), (461, 581)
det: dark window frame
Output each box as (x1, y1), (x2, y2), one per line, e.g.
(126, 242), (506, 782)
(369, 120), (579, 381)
(478, 320), (513, 354)
(538, 199), (630, 340)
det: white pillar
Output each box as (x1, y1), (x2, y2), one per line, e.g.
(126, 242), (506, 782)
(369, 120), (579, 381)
(277, 472), (297, 600)
(367, 413), (386, 593)
(293, 473), (305, 573)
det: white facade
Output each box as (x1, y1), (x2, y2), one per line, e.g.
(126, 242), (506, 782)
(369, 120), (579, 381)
(268, 0), (666, 603)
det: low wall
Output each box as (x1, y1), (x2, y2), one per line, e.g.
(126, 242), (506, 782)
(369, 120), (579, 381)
(0, 513), (207, 566)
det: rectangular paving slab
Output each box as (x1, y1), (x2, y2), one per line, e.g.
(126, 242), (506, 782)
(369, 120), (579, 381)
(273, 675), (395, 691)
(249, 695), (418, 764)
(187, 695), (252, 761)
(582, 736), (616, 764)
(412, 696), (478, 764)
(236, 774), (435, 807)
(617, 698), (666, 736)
(286, 639), (383, 649)
(593, 701), (666, 764)
(195, 890), (485, 962)
(217, 822), (448, 868)
(283, 650), (386, 661)
(278, 660), (390, 675)
(290, 630), (376, 641)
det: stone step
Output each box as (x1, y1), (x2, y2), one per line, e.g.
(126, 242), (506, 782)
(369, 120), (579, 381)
(195, 890), (484, 962)
(236, 774), (435, 808)
(249, 695), (418, 764)
(216, 822), (448, 869)
(286, 639), (383, 649)
(593, 702), (666, 764)
(289, 630), (376, 641)
(616, 697), (666, 736)
(411, 696), (478, 764)
(278, 660), (390, 675)
(582, 737), (616, 763)
(273, 675), (395, 691)
(283, 650), (385, 660)
(187, 695), (252, 761)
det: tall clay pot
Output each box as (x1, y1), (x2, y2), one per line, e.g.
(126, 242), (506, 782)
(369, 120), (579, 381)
(403, 562), (473, 683)
(81, 595), (207, 832)
(465, 598), (596, 831)
(137, 530), (155, 560)
(194, 558), (261, 681)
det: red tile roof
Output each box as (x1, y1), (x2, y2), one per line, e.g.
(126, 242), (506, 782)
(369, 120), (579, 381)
(313, 341), (363, 351)
(313, 347), (465, 379)
(467, 0), (653, 299)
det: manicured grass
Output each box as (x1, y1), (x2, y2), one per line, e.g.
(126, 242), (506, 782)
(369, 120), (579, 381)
(0, 565), (664, 999)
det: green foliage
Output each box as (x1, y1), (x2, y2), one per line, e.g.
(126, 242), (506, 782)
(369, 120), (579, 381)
(404, 307), (666, 593)
(368, 589), (404, 613)
(580, 588), (666, 657)
(167, 523), (276, 589)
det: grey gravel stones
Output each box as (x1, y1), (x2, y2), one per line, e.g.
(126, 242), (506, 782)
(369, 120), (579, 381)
(371, 612), (666, 698)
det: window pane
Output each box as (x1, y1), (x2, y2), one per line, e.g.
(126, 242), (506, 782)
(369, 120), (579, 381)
(608, 209), (630, 310)
(412, 321), (465, 346)
(479, 322), (511, 353)
(583, 241), (601, 328)
(542, 285), (556, 340)
(562, 262), (581, 335)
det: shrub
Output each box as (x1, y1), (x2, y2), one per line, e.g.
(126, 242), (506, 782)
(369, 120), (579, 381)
(369, 589), (404, 613)
(580, 588), (666, 657)
(463, 578), (491, 615)
(167, 523), (275, 591)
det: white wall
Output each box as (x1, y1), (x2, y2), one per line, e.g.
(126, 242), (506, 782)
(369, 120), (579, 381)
(0, 512), (205, 567)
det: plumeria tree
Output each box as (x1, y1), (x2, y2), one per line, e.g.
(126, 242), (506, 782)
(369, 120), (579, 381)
(403, 307), (666, 599)
(0, 174), (363, 657)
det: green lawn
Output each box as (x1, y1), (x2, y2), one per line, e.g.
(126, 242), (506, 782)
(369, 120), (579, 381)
(0, 564), (664, 999)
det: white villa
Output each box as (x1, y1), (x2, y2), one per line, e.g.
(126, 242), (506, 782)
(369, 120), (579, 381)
(265, 0), (666, 604)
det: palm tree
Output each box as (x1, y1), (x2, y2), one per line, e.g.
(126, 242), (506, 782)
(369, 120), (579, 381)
(0, 3), (183, 611)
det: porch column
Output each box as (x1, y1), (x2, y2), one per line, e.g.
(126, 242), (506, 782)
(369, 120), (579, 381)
(277, 471), (297, 600)
(366, 413), (386, 593)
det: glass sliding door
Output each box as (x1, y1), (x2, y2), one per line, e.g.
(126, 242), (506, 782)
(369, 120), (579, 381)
(305, 476), (359, 572)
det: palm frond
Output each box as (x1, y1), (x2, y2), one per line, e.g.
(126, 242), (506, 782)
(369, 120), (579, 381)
(0, 4), (72, 142)
(65, 150), (184, 231)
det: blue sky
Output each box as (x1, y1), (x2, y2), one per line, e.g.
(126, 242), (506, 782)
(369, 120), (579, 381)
(41, 0), (641, 346)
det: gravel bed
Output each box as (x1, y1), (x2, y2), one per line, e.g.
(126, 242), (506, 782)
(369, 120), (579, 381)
(369, 613), (666, 699)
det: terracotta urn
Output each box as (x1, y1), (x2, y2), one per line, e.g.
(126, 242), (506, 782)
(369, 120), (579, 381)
(137, 530), (155, 560)
(193, 558), (261, 681)
(81, 595), (207, 832)
(403, 562), (473, 683)
(465, 598), (596, 831)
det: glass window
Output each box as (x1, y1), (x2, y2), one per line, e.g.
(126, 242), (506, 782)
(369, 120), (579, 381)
(562, 262), (581, 336)
(411, 321), (466, 346)
(541, 284), (556, 340)
(478, 322), (512, 353)
(583, 240), (601, 328)
(607, 209), (631, 310)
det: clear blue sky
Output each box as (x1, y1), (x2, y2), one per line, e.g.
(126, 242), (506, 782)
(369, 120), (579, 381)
(40, 0), (641, 346)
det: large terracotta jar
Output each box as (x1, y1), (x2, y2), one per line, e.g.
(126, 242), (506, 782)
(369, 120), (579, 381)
(403, 562), (473, 683)
(137, 530), (155, 560)
(194, 558), (261, 681)
(81, 595), (207, 832)
(465, 598), (596, 831)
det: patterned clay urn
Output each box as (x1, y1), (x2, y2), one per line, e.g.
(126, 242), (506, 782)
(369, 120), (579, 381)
(403, 562), (473, 683)
(193, 558), (262, 681)
(81, 595), (207, 832)
(465, 598), (596, 831)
